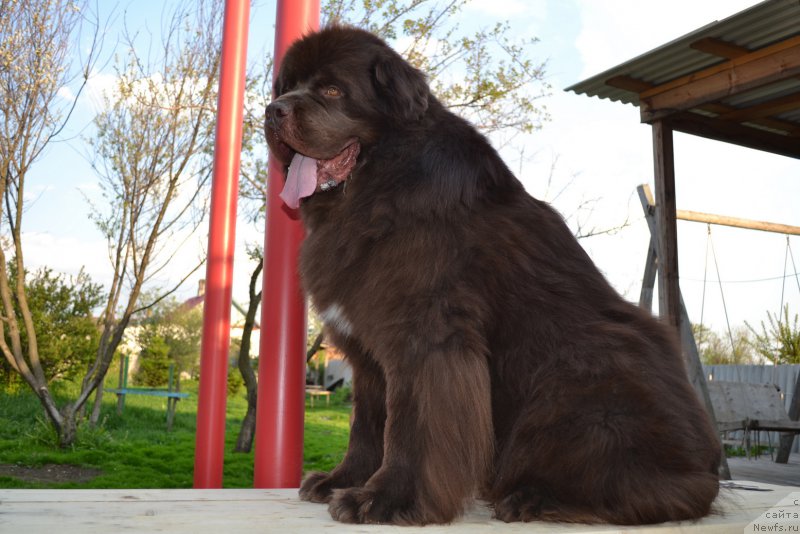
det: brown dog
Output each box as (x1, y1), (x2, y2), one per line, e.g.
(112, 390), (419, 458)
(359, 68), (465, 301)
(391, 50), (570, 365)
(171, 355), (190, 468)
(265, 25), (720, 526)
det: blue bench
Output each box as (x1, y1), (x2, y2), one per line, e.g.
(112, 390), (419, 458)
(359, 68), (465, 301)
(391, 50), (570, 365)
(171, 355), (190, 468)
(106, 356), (189, 431)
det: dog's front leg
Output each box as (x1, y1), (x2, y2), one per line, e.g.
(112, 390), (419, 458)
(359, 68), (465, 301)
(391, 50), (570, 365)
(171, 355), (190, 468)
(300, 335), (386, 502)
(328, 338), (493, 525)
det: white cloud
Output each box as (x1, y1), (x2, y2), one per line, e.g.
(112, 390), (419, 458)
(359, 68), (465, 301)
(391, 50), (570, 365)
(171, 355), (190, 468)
(23, 184), (56, 203)
(20, 232), (111, 287)
(57, 85), (76, 102)
(84, 71), (119, 112)
(56, 71), (119, 114)
(19, 229), (208, 307)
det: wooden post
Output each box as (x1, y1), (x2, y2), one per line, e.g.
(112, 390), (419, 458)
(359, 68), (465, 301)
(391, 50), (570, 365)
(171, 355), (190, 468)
(639, 244), (657, 310)
(167, 364), (176, 431)
(637, 184), (731, 479)
(637, 186), (658, 311)
(652, 120), (681, 330)
(116, 355), (129, 416)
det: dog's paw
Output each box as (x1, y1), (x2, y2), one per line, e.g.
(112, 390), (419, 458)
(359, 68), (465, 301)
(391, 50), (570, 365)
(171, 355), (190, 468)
(328, 487), (375, 523)
(299, 471), (338, 503)
(329, 486), (427, 525)
(328, 485), (457, 525)
(329, 487), (406, 524)
(492, 487), (546, 522)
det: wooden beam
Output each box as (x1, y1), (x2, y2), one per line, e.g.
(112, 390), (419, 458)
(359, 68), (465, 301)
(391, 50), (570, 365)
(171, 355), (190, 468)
(690, 37), (750, 59)
(676, 210), (800, 236)
(718, 91), (800, 122)
(652, 121), (680, 330)
(637, 184), (658, 310)
(753, 120), (799, 137)
(639, 244), (657, 310)
(698, 105), (800, 137)
(603, 76), (800, 136)
(641, 36), (800, 100)
(667, 111), (800, 160)
(640, 35), (800, 122)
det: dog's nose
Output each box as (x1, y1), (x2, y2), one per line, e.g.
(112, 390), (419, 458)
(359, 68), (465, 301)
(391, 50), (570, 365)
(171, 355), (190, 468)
(265, 100), (290, 128)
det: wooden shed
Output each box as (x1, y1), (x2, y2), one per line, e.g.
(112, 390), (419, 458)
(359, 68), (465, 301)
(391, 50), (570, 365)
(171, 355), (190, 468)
(567, 0), (800, 476)
(567, 0), (800, 331)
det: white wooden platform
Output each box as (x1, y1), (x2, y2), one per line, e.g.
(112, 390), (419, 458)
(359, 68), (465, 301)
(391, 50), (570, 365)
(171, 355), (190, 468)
(0, 482), (797, 533)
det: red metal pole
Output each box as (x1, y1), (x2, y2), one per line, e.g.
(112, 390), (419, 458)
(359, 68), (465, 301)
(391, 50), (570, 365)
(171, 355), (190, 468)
(193, 0), (250, 489)
(254, 0), (319, 488)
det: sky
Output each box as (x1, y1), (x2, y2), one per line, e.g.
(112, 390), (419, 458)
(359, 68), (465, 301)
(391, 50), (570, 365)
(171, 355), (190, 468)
(20, 0), (800, 341)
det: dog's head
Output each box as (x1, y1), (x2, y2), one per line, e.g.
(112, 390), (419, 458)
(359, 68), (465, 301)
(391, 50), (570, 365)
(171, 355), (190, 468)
(264, 26), (430, 208)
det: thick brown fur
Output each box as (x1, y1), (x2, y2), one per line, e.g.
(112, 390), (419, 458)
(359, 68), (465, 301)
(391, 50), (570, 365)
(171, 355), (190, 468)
(265, 26), (721, 526)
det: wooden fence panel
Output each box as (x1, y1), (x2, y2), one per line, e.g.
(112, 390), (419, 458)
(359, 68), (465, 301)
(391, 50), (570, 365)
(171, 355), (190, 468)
(704, 364), (800, 453)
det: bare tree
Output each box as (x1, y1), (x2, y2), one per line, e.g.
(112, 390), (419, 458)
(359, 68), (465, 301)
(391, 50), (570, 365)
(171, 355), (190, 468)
(83, 0), (223, 431)
(0, 0), (222, 446)
(0, 0), (103, 446)
(325, 0), (550, 136)
(234, 247), (262, 453)
(530, 154), (630, 240)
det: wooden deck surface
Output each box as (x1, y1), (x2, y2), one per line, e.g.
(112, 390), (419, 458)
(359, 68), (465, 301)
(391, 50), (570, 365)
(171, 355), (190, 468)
(728, 453), (800, 487)
(1, 482), (798, 533)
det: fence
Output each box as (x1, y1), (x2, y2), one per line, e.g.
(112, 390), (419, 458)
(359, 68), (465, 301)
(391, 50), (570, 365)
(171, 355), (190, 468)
(703, 364), (800, 453)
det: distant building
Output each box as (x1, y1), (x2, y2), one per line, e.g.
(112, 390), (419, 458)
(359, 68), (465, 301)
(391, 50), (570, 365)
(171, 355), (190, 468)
(318, 342), (352, 390)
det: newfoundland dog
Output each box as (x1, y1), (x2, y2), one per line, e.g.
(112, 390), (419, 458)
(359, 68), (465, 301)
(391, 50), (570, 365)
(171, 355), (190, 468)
(264, 26), (720, 526)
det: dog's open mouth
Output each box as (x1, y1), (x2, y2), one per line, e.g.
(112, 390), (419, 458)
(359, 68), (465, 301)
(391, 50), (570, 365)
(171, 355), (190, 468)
(279, 141), (361, 209)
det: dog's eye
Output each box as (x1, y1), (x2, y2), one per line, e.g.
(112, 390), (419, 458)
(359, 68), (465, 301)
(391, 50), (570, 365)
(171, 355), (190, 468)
(323, 86), (342, 98)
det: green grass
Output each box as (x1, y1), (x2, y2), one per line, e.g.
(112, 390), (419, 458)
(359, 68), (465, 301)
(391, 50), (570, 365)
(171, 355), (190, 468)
(0, 375), (351, 489)
(724, 443), (773, 458)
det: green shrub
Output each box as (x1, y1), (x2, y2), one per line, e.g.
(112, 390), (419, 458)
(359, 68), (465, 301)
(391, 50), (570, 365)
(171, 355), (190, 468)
(332, 385), (352, 405)
(724, 443), (772, 458)
(227, 368), (244, 397)
(135, 336), (171, 387)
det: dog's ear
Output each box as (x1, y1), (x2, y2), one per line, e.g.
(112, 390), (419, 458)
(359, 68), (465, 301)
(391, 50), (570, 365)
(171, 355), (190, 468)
(373, 51), (429, 121)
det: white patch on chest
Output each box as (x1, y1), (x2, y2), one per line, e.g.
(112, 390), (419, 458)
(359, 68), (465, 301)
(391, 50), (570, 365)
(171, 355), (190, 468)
(319, 303), (354, 337)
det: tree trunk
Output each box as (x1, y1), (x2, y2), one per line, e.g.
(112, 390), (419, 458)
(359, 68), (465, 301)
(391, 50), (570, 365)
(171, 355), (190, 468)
(236, 386), (258, 453)
(90, 378), (105, 425)
(36, 386), (65, 436)
(306, 332), (324, 364)
(58, 405), (78, 448)
(234, 260), (262, 453)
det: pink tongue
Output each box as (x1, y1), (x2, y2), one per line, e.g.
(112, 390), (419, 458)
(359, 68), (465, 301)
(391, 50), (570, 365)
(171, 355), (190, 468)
(279, 153), (318, 209)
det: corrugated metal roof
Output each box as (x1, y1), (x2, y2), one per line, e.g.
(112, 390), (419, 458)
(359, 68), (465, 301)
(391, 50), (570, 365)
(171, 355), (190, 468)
(565, 0), (800, 159)
(566, 0), (800, 107)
